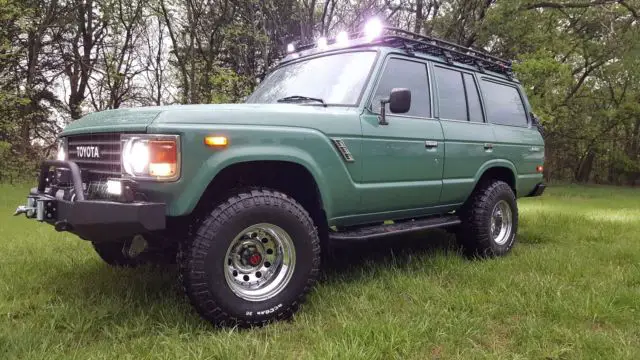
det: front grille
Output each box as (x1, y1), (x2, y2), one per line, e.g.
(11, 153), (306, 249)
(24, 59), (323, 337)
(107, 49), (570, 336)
(67, 133), (121, 181)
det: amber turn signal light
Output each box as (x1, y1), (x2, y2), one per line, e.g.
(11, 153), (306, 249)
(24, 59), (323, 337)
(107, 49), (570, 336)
(148, 140), (178, 177)
(205, 136), (228, 147)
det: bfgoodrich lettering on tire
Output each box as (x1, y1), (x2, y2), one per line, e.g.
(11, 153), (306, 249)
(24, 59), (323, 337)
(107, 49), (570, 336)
(457, 180), (518, 257)
(179, 188), (321, 327)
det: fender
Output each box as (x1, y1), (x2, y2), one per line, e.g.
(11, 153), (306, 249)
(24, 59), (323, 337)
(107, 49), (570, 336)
(156, 125), (360, 220)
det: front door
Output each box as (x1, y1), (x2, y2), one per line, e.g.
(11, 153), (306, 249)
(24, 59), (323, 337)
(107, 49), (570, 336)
(359, 56), (444, 215)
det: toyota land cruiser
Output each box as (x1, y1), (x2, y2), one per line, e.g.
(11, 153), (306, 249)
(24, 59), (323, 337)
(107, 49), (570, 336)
(14, 24), (545, 327)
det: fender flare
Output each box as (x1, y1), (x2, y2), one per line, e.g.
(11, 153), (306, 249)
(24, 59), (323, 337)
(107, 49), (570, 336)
(180, 145), (335, 217)
(473, 159), (518, 188)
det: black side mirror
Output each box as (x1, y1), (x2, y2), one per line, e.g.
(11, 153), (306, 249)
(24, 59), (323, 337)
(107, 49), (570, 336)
(379, 88), (411, 125)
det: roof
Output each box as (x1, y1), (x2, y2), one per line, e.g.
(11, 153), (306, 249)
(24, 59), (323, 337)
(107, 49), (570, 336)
(280, 27), (513, 78)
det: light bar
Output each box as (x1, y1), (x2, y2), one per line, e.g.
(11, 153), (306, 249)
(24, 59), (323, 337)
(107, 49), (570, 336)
(106, 179), (122, 196)
(317, 37), (328, 50)
(336, 31), (349, 46)
(287, 43), (295, 53)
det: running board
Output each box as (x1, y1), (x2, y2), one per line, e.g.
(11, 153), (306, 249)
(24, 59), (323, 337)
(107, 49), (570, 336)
(329, 215), (461, 241)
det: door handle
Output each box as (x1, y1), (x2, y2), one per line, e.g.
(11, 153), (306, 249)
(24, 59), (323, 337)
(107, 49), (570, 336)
(484, 143), (493, 150)
(425, 141), (438, 148)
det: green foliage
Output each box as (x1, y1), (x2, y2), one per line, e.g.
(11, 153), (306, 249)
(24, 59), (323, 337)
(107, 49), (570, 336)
(209, 67), (253, 104)
(1, 0), (640, 185)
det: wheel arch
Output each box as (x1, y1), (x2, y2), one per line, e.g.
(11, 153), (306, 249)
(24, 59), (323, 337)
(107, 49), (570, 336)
(189, 158), (330, 242)
(473, 160), (518, 196)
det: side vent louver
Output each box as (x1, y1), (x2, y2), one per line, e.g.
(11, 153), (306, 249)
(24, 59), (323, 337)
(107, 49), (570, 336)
(332, 138), (355, 162)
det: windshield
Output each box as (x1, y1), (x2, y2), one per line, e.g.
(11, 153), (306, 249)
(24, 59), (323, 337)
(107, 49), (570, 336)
(246, 51), (377, 106)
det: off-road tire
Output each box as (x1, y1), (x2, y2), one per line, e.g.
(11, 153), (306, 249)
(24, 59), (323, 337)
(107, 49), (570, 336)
(92, 241), (176, 267)
(178, 188), (321, 327)
(457, 180), (518, 257)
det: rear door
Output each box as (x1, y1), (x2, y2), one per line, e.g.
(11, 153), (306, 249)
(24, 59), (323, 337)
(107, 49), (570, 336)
(478, 79), (544, 196)
(359, 56), (444, 214)
(432, 64), (496, 204)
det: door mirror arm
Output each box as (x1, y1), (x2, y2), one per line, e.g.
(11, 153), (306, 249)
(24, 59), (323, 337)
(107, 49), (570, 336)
(379, 98), (390, 125)
(377, 88), (411, 126)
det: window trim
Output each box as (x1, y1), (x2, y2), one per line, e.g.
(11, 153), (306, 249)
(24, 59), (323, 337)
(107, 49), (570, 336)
(366, 55), (434, 119)
(479, 77), (531, 128)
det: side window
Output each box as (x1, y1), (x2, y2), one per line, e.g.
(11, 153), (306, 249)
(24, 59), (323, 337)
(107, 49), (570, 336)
(372, 58), (430, 118)
(434, 67), (466, 121)
(463, 74), (484, 123)
(480, 80), (528, 127)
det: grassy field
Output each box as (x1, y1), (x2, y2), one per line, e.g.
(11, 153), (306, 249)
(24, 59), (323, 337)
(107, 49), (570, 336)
(1, 184), (639, 359)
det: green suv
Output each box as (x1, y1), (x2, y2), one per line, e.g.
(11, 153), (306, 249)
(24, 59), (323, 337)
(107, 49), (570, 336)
(14, 26), (545, 327)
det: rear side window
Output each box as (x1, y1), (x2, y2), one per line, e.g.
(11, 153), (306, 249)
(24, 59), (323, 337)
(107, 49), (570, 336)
(372, 58), (430, 118)
(480, 80), (528, 127)
(434, 67), (485, 122)
(434, 67), (466, 121)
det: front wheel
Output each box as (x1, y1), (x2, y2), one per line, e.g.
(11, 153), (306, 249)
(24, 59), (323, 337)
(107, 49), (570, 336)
(179, 188), (321, 327)
(456, 180), (518, 257)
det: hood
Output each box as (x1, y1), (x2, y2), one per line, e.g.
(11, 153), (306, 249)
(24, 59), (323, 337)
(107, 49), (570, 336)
(61, 104), (359, 136)
(61, 108), (163, 136)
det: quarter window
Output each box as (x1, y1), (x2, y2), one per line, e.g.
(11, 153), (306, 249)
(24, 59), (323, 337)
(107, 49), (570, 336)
(480, 80), (528, 127)
(463, 74), (484, 123)
(372, 58), (430, 118)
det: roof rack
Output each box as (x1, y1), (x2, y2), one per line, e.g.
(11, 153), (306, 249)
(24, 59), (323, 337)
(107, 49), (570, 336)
(285, 27), (513, 77)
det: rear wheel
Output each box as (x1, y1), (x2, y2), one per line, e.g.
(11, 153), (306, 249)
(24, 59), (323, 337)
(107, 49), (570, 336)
(179, 188), (320, 327)
(457, 180), (518, 257)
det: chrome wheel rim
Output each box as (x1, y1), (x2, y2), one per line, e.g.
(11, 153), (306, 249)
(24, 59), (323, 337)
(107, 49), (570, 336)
(224, 223), (296, 302)
(490, 200), (513, 245)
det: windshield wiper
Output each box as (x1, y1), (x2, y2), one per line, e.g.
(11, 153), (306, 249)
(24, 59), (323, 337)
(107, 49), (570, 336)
(277, 95), (327, 107)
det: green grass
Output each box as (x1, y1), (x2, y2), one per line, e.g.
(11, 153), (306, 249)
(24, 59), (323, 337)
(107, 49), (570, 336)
(1, 184), (639, 359)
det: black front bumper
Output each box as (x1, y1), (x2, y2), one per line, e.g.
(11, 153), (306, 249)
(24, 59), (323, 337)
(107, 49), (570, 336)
(15, 160), (166, 241)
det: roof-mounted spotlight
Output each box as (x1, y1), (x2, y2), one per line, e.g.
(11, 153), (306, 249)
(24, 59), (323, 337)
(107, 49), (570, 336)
(336, 31), (349, 46)
(286, 43), (296, 53)
(364, 18), (383, 42)
(317, 37), (328, 50)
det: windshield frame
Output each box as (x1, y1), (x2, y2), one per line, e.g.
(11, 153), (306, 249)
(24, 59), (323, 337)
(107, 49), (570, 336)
(247, 49), (381, 108)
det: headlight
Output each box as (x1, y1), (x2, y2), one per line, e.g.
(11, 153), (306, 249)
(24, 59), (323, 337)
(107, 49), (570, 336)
(56, 139), (67, 161)
(121, 134), (180, 181)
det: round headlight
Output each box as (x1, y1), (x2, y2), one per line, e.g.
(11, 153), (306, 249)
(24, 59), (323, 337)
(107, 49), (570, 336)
(123, 139), (150, 175)
(121, 134), (180, 181)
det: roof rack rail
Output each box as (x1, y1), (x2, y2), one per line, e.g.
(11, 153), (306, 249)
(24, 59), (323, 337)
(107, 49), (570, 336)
(286, 27), (513, 77)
